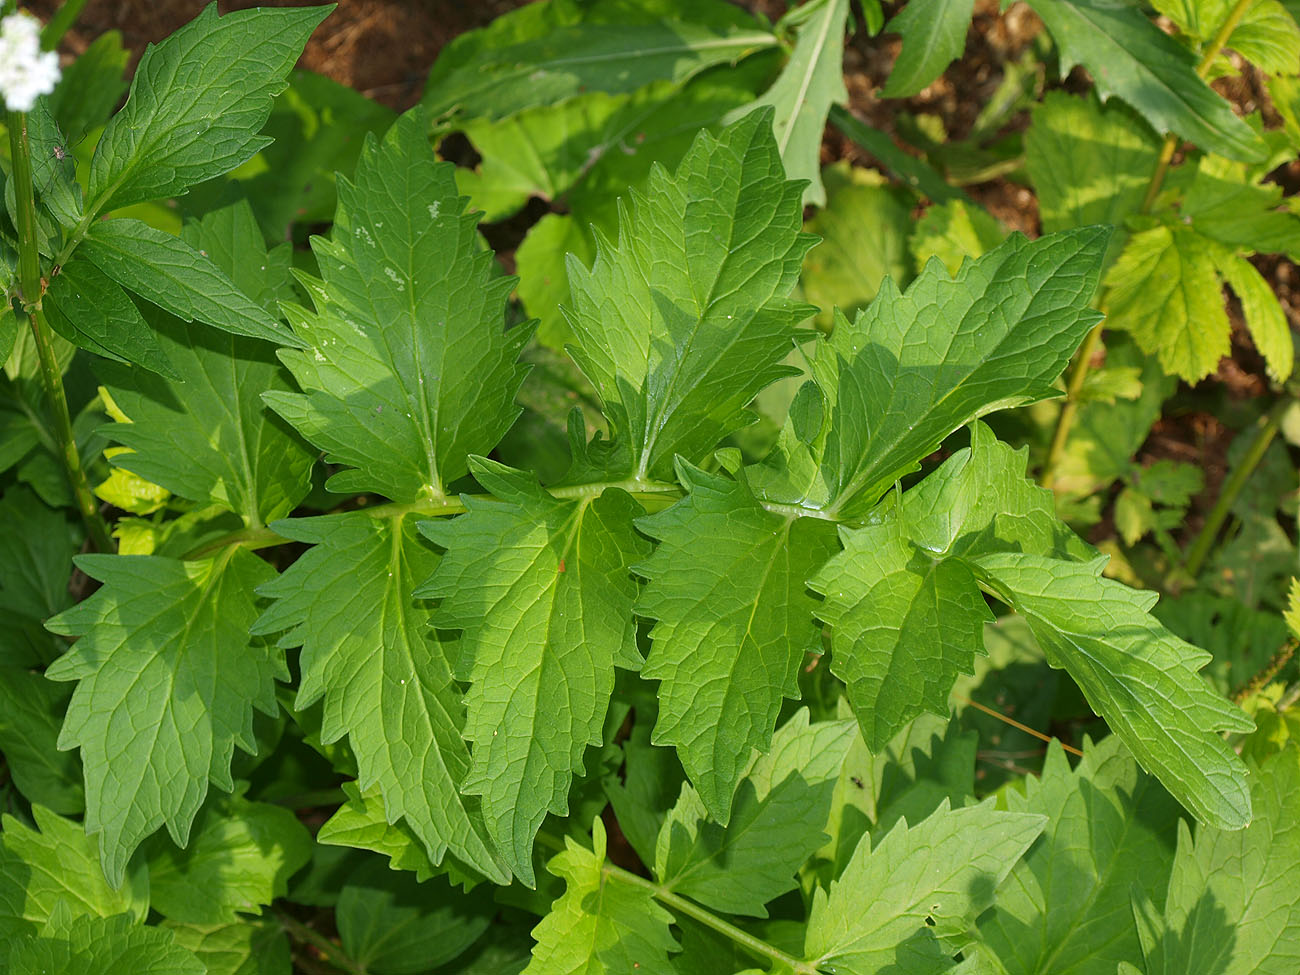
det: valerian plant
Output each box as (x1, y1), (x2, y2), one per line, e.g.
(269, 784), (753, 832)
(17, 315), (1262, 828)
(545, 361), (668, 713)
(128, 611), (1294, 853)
(1, 2), (1298, 974)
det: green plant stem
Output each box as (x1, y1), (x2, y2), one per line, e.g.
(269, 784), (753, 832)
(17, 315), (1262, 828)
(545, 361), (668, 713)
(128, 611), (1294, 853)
(7, 111), (114, 552)
(276, 911), (366, 975)
(534, 831), (820, 975)
(40, 0), (89, 49)
(1178, 398), (1288, 582)
(1041, 0), (1253, 488)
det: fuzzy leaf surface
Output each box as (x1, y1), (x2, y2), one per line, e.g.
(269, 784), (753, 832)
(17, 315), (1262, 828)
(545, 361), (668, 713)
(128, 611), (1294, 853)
(266, 110), (531, 502)
(87, 4), (329, 211)
(419, 460), (649, 883)
(563, 110), (817, 479)
(252, 512), (506, 883)
(45, 550), (282, 886)
(634, 464), (837, 821)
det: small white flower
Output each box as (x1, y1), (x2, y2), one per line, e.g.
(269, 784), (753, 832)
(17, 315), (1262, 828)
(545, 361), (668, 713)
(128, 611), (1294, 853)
(0, 11), (60, 113)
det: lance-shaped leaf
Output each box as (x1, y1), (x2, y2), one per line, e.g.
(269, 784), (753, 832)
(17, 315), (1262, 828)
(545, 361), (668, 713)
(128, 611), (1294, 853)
(634, 463), (837, 821)
(44, 261), (176, 378)
(975, 737), (1183, 975)
(725, 0), (850, 205)
(803, 801), (1045, 974)
(1024, 0), (1265, 162)
(879, 0), (975, 99)
(654, 709), (856, 916)
(252, 512), (507, 884)
(1136, 746), (1300, 975)
(44, 549), (281, 887)
(419, 460), (650, 884)
(563, 109), (817, 480)
(78, 219), (297, 348)
(0, 805), (149, 940)
(526, 819), (678, 975)
(972, 553), (1254, 829)
(265, 109), (532, 503)
(87, 4), (329, 212)
(750, 228), (1108, 517)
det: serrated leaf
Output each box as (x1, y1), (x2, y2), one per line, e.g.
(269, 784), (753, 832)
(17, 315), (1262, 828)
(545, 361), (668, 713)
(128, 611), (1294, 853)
(79, 219), (298, 348)
(87, 4), (329, 211)
(563, 110), (817, 480)
(146, 793), (311, 923)
(525, 819), (678, 975)
(634, 464), (837, 821)
(1140, 746), (1300, 975)
(1026, 92), (1161, 234)
(45, 260), (176, 377)
(880, 0), (975, 99)
(418, 461), (650, 884)
(975, 737), (1182, 975)
(654, 709), (856, 916)
(265, 109), (531, 503)
(1220, 254), (1293, 382)
(1024, 0), (1266, 162)
(725, 0), (850, 205)
(752, 228), (1108, 517)
(7, 912), (203, 975)
(45, 549), (283, 886)
(909, 199), (1007, 275)
(0, 805), (149, 939)
(972, 553), (1254, 829)
(252, 512), (506, 884)
(1176, 155), (1300, 260)
(316, 782), (440, 882)
(160, 919), (290, 975)
(803, 801), (1045, 974)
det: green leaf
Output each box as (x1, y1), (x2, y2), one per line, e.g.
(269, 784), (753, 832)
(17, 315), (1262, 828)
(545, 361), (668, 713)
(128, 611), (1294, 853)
(7, 912), (203, 975)
(909, 198), (1007, 275)
(802, 800), (1045, 974)
(633, 464), (838, 821)
(87, 4), (330, 211)
(422, 12), (775, 123)
(1176, 155), (1300, 260)
(563, 109), (817, 479)
(753, 228), (1108, 518)
(0, 668), (82, 814)
(46, 31), (129, 142)
(45, 260), (176, 377)
(337, 860), (493, 974)
(418, 460), (650, 884)
(525, 819), (678, 975)
(265, 109), (531, 503)
(725, 0), (849, 206)
(316, 782), (440, 882)
(45, 549), (283, 886)
(1140, 747), (1300, 975)
(0, 488), (78, 669)
(1220, 253), (1293, 382)
(78, 219), (298, 348)
(160, 919), (290, 975)
(252, 512), (507, 884)
(1024, 0), (1266, 162)
(146, 793), (311, 924)
(1227, 0), (1300, 73)
(880, 0), (975, 99)
(972, 553), (1255, 829)
(1026, 92), (1162, 234)
(654, 709), (856, 916)
(1103, 224), (1228, 383)
(0, 805), (149, 939)
(975, 737), (1182, 975)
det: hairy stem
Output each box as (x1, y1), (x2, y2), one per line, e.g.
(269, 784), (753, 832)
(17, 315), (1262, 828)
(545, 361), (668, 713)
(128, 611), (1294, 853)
(7, 111), (114, 552)
(1178, 398), (1288, 582)
(1041, 0), (1252, 487)
(276, 911), (366, 975)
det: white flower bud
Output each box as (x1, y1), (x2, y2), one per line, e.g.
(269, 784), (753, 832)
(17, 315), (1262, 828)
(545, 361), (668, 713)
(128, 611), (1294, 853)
(0, 11), (60, 113)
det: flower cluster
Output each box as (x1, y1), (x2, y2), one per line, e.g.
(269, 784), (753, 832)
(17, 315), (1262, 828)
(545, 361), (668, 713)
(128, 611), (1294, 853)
(0, 11), (60, 113)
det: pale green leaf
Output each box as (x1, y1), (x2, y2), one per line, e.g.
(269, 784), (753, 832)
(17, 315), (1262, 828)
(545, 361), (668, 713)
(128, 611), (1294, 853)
(316, 782), (440, 882)
(1227, 0), (1300, 73)
(252, 512), (507, 884)
(87, 4), (329, 211)
(419, 461), (650, 884)
(803, 801), (1045, 974)
(1177, 155), (1300, 260)
(880, 0), (975, 99)
(160, 919), (290, 975)
(909, 199), (1006, 275)
(972, 553), (1255, 829)
(45, 550), (283, 886)
(7, 912), (203, 975)
(634, 464), (838, 821)
(563, 110), (817, 479)
(1219, 254), (1293, 382)
(525, 819), (678, 975)
(265, 109), (531, 503)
